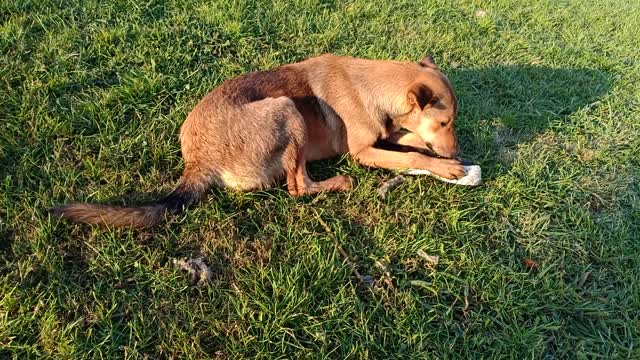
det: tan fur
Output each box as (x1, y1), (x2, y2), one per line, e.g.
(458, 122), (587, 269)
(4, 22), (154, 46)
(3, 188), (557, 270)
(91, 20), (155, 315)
(51, 54), (463, 228)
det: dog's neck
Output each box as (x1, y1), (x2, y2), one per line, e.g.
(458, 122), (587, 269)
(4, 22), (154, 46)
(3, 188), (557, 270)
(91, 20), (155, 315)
(367, 80), (415, 134)
(344, 59), (419, 121)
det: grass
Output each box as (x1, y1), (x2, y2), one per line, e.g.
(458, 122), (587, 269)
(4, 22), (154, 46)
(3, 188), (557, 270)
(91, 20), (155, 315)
(1, 0), (639, 358)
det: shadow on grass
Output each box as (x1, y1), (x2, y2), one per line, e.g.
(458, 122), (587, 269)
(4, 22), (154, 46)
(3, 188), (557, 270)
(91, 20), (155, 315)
(448, 65), (613, 179)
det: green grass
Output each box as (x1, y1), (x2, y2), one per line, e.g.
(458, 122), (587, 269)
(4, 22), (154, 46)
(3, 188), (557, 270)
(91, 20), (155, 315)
(1, 0), (639, 358)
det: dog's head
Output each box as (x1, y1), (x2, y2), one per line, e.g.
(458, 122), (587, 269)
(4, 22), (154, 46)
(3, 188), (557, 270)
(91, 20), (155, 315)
(395, 56), (459, 158)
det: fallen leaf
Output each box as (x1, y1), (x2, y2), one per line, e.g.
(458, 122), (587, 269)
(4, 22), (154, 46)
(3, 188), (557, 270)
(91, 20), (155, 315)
(522, 258), (539, 269)
(417, 249), (440, 267)
(173, 257), (212, 285)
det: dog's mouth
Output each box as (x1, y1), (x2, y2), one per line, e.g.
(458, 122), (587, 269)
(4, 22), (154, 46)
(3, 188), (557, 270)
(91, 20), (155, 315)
(374, 139), (462, 160)
(424, 142), (461, 160)
(423, 142), (439, 157)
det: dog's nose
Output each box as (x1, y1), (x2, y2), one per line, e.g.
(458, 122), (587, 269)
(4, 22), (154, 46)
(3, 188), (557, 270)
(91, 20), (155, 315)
(452, 138), (461, 158)
(441, 145), (460, 159)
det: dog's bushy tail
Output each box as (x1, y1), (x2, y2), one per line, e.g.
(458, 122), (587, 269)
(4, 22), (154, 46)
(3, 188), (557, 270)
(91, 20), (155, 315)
(49, 176), (208, 229)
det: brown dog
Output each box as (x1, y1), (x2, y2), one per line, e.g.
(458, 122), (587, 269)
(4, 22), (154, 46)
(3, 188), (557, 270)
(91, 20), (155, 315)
(51, 54), (463, 228)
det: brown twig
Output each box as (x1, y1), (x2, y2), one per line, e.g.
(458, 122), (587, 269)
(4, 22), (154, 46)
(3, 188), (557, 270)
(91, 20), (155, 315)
(417, 249), (440, 267)
(314, 212), (365, 284)
(377, 175), (405, 199)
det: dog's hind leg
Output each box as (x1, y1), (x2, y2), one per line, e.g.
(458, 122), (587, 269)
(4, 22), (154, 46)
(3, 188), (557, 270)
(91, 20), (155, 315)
(266, 99), (352, 196)
(285, 145), (353, 196)
(240, 96), (352, 195)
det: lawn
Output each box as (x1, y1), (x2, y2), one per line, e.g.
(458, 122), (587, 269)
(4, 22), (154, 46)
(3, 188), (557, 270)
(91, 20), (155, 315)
(1, 0), (639, 358)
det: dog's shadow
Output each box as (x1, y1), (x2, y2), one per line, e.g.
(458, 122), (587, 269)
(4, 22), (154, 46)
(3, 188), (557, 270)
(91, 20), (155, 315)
(448, 65), (612, 179)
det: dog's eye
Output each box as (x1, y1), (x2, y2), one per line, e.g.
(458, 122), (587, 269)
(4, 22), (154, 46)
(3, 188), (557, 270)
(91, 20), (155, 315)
(440, 121), (447, 127)
(429, 97), (439, 106)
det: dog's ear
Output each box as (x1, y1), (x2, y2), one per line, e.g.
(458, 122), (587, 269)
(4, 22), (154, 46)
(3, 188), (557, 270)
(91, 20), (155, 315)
(407, 83), (433, 110)
(419, 55), (439, 69)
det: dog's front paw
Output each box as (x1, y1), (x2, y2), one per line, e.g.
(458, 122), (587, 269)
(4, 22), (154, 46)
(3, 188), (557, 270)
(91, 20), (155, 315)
(431, 158), (465, 180)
